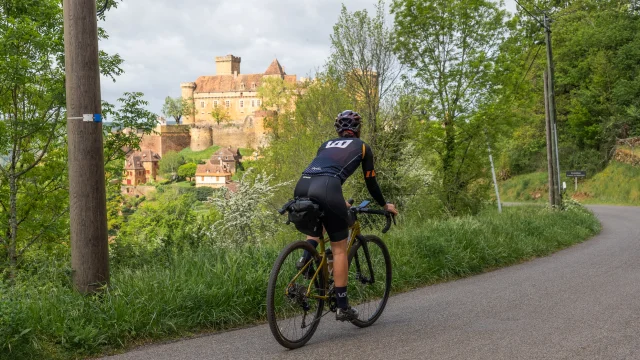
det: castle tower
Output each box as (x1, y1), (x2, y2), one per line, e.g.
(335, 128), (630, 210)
(264, 58), (285, 79)
(215, 55), (241, 76)
(180, 82), (196, 125)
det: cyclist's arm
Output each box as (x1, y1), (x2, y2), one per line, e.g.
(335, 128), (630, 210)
(362, 143), (386, 207)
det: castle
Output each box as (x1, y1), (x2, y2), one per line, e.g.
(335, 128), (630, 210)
(139, 55), (299, 156)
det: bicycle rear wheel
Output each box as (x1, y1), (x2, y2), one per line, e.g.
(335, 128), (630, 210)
(347, 235), (392, 328)
(267, 241), (325, 349)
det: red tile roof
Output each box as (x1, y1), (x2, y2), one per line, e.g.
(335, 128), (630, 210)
(196, 161), (232, 176)
(264, 59), (285, 76)
(193, 59), (296, 93)
(125, 150), (160, 170)
(194, 74), (264, 93)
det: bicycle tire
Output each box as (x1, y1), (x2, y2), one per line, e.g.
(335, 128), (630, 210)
(267, 240), (325, 349)
(347, 235), (392, 328)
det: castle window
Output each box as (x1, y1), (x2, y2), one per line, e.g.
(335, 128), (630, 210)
(214, 100), (218, 107)
(240, 83), (245, 90)
(200, 101), (205, 108)
(257, 100), (261, 107)
(240, 100), (244, 108)
(251, 100), (255, 107)
(252, 83), (256, 89)
(225, 100), (230, 108)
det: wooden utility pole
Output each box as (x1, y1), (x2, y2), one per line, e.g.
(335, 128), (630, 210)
(544, 71), (556, 207)
(63, 0), (110, 293)
(544, 13), (562, 207)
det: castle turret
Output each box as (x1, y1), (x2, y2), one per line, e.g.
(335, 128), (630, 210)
(215, 55), (241, 76)
(180, 82), (196, 125)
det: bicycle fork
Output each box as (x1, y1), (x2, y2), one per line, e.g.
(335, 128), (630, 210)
(353, 236), (375, 285)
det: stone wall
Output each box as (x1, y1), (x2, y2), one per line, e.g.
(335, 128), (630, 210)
(159, 125), (191, 156)
(190, 126), (214, 151)
(139, 134), (161, 155)
(210, 117), (266, 149)
(618, 137), (640, 147)
(121, 185), (157, 197)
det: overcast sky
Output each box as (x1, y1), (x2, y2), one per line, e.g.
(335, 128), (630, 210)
(98, 0), (518, 115)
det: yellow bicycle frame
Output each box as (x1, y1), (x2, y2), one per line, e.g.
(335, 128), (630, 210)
(285, 221), (363, 301)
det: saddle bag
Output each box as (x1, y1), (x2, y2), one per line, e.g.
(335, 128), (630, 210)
(285, 198), (322, 236)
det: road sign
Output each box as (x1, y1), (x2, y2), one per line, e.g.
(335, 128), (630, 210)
(566, 171), (586, 178)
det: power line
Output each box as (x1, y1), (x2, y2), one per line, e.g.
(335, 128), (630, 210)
(513, 0), (546, 28)
(515, 44), (543, 90)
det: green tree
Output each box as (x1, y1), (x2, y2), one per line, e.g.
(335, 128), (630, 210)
(159, 151), (185, 177)
(329, 1), (403, 149)
(391, 0), (508, 214)
(161, 96), (183, 124)
(257, 76), (299, 140)
(0, 0), (124, 279)
(177, 163), (197, 181)
(209, 104), (231, 125)
(161, 96), (195, 125)
(114, 189), (199, 263)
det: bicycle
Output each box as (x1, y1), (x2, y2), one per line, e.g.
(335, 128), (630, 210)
(266, 199), (395, 349)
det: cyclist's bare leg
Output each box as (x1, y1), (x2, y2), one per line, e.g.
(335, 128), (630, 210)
(331, 238), (348, 287)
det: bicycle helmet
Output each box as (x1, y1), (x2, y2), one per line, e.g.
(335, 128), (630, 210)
(334, 110), (362, 137)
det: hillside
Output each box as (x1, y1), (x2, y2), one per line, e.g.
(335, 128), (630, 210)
(499, 160), (640, 206)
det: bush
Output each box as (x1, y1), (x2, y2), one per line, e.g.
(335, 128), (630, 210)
(0, 205), (601, 359)
(194, 187), (214, 201)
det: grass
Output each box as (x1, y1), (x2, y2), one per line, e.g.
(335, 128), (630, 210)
(499, 161), (640, 206)
(239, 148), (255, 157)
(578, 161), (640, 205)
(179, 146), (221, 164)
(171, 181), (195, 188)
(0, 205), (601, 360)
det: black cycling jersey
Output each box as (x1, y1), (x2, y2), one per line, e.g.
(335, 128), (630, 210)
(302, 137), (386, 206)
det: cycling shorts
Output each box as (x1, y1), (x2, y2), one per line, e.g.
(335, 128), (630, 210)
(293, 175), (351, 242)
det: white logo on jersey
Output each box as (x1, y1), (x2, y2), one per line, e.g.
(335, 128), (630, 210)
(326, 140), (353, 149)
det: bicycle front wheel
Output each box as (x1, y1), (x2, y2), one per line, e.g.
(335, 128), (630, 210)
(347, 235), (392, 328)
(267, 241), (325, 349)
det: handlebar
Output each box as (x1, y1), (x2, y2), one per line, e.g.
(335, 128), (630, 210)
(350, 206), (396, 234)
(279, 198), (396, 234)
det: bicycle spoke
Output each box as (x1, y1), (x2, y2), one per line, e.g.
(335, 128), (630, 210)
(348, 235), (391, 327)
(267, 241), (325, 348)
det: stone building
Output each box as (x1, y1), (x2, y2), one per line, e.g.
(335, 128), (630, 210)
(138, 125), (191, 157)
(123, 150), (161, 186)
(195, 159), (233, 188)
(180, 55), (297, 124)
(195, 147), (242, 189)
(211, 146), (241, 174)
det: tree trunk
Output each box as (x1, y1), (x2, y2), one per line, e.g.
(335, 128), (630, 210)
(8, 173), (18, 281)
(442, 114), (457, 214)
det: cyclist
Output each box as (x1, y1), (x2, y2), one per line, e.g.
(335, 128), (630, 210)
(292, 110), (398, 322)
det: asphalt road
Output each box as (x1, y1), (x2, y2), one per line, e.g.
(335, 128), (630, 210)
(105, 205), (640, 360)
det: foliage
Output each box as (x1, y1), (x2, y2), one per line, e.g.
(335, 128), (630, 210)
(158, 151), (185, 176)
(0, 205), (600, 359)
(112, 189), (199, 266)
(496, 0), (640, 177)
(194, 186), (214, 202)
(177, 163), (197, 181)
(200, 170), (289, 248)
(102, 92), (158, 185)
(161, 96), (194, 125)
(499, 161), (640, 206)
(391, 0), (508, 215)
(0, 0), (126, 280)
(179, 145), (220, 164)
(209, 104), (231, 125)
(329, 0), (403, 149)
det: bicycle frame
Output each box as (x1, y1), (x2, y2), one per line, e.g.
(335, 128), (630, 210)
(286, 221), (364, 301)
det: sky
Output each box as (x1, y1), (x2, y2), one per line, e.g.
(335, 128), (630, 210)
(98, 0), (518, 115)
